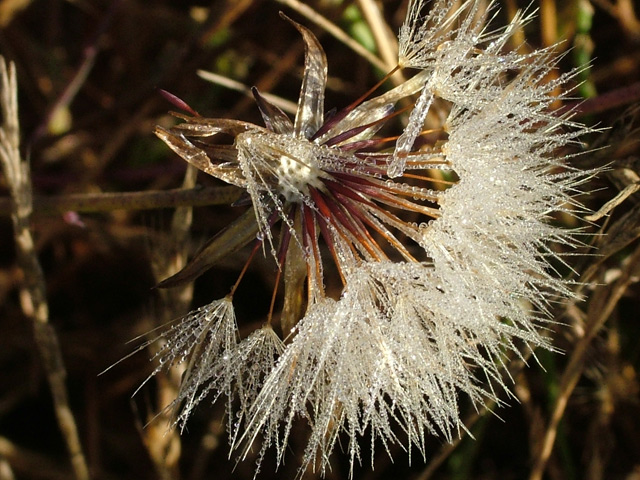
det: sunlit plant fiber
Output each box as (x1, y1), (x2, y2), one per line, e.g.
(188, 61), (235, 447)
(143, 0), (593, 476)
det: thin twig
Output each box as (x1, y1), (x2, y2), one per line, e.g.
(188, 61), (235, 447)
(0, 57), (90, 480)
(28, 0), (123, 147)
(417, 354), (532, 480)
(197, 70), (298, 114)
(141, 165), (199, 480)
(274, 0), (389, 72)
(0, 185), (242, 216)
(540, 0), (558, 47)
(0, 435), (70, 480)
(356, 0), (405, 85)
(558, 82), (640, 117)
(529, 245), (640, 480)
(585, 181), (640, 221)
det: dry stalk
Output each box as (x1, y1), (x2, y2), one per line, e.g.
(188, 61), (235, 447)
(356, 0), (404, 83)
(0, 185), (241, 217)
(0, 57), (90, 480)
(274, 0), (388, 72)
(529, 244), (640, 480)
(137, 164), (200, 479)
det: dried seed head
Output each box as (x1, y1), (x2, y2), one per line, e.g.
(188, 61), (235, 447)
(235, 131), (327, 203)
(144, 1), (597, 476)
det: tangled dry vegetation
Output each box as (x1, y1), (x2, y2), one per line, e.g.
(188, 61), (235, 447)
(1, 1), (639, 479)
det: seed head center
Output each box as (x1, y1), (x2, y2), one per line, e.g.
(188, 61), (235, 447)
(277, 154), (324, 202)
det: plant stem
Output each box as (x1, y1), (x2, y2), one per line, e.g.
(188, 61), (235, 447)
(0, 185), (241, 216)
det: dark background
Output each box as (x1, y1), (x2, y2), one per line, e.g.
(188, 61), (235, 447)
(1, 1), (639, 479)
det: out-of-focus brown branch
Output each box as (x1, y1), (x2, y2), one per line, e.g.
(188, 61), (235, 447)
(529, 244), (640, 480)
(417, 353), (533, 480)
(0, 0), (31, 27)
(0, 57), (90, 480)
(140, 165), (199, 480)
(0, 185), (242, 216)
(592, 0), (640, 40)
(356, 0), (404, 84)
(275, 0), (388, 72)
(28, 0), (123, 147)
(558, 82), (640, 118)
(0, 435), (71, 480)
